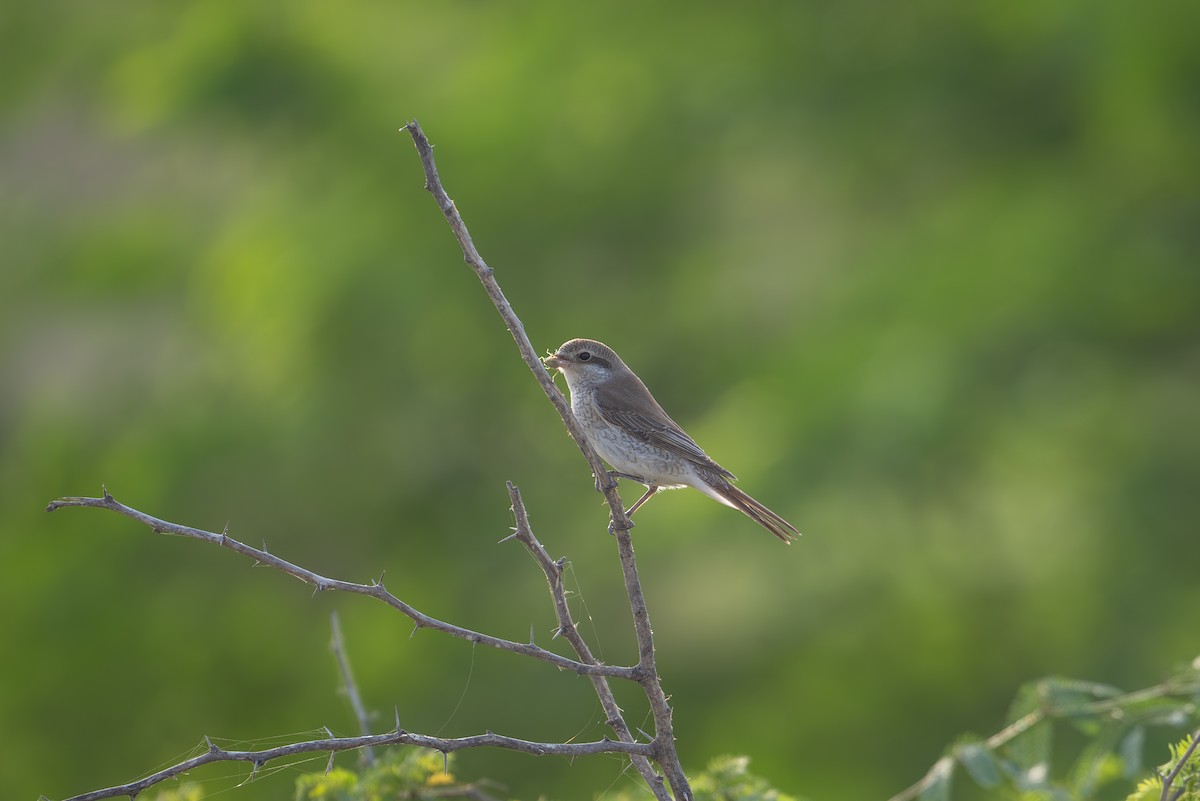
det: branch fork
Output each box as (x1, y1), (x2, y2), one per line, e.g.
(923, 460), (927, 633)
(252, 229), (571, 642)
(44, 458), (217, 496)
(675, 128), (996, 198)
(44, 120), (690, 801)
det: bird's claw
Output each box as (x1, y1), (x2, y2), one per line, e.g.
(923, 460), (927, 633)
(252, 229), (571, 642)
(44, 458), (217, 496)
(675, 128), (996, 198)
(607, 513), (633, 536)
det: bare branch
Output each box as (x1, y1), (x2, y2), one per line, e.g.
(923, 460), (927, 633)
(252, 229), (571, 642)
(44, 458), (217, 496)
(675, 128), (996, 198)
(403, 120), (689, 801)
(400, 120), (632, 535)
(330, 610), (375, 766)
(507, 483), (663, 791)
(45, 491), (633, 681)
(60, 729), (653, 801)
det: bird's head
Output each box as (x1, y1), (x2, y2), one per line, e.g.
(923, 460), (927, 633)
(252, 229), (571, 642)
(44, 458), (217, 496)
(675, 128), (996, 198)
(544, 338), (623, 387)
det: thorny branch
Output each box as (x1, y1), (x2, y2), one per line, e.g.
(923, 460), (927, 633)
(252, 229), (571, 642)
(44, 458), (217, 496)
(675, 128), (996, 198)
(399, 121), (631, 531)
(46, 490), (632, 681)
(404, 120), (689, 801)
(43, 121), (692, 801)
(55, 728), (651, 801)
(505, 482), (659, 787)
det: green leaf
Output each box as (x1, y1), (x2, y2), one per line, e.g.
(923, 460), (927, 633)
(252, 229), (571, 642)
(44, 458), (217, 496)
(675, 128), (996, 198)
(1067, 722), (1126, 797)
(1001, 758), (1051, 792)
(691, 754), (800, 801)
(1118, 725), (1145, 778)
(1038, 677), (1123, 735)
(1120, 696), (1195, 728)
(917, 757), (953, 801)
(1003, 681), (1052, 772)
(955, 741), (1001, 788)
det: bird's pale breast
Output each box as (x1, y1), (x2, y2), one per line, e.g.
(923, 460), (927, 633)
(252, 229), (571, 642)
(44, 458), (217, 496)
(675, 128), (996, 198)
(572, 390), (693, 488)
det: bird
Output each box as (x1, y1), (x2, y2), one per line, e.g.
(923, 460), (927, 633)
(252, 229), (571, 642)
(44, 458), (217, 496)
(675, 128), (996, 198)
(543, 338), (799, 543)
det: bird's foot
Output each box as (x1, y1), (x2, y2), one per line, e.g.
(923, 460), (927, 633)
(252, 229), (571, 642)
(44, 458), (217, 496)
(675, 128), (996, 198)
(608, 514), (634, 536)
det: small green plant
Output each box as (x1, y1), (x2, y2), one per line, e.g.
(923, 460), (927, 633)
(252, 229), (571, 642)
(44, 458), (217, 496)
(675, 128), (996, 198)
(691, 755), (803, 801)
(295, 749), (476, 801)
(1127, 732), (1200, 801)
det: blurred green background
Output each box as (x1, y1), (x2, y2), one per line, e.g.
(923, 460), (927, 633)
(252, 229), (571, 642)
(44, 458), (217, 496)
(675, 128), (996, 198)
(3, 2), (1198, 800)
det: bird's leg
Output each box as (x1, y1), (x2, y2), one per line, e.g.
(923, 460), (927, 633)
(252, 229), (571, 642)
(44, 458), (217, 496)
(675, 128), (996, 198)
(597, 470), (643, 492)
(625, 486), (659, 517)
(601, 471), (655, 533)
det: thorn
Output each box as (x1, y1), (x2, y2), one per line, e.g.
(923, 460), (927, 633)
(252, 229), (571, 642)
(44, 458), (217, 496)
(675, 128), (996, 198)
(325, 750), (335, 775)
(240, 760), (262, 786)
(529, 624), (536, 646)
(497, 531), (518, 544)
(102, 484), (113, 502)
(395, 706), (402, 733)
(409, 622), (420, 639)
(323, 725), (334, 739)
(205, 735), (218, 754)
(443, 751), (449, 774)
(551, 626), (563, 640)
(637, 727), (654, 742)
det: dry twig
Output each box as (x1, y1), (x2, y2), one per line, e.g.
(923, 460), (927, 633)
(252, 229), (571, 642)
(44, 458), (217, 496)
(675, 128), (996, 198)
(330, 610), (376, 766)
(56, 728), (650, 801)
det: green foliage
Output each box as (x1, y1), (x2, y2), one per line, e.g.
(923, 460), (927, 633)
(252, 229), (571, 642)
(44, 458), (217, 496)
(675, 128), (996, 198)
(1126, 733), (1200, 801)
(904, 661), (1200, 800)
(292, 750), (799, 801)
(691, 755), (802, 801)
(294, 749), (468, 801)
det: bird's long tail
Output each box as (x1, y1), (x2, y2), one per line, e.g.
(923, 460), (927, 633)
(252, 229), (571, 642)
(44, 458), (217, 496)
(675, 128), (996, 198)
(711, 479), (801, 544)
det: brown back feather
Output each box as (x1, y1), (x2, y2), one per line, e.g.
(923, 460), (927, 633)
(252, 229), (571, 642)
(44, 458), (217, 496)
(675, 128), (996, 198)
(592, 365), (737, 481)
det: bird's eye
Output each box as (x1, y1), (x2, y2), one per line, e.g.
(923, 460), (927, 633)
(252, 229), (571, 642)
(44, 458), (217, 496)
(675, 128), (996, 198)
(578, 351), (591, 361)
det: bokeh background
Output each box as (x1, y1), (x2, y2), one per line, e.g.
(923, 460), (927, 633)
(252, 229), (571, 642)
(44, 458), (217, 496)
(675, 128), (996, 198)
(3, 3), (1198, 800)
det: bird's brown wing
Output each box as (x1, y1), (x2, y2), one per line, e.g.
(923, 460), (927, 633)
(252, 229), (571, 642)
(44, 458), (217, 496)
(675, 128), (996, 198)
(592, 378), (737, 480)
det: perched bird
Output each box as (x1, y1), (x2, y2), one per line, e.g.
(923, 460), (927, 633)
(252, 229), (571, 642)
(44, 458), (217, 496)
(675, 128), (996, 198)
(544, 338), (799, 543)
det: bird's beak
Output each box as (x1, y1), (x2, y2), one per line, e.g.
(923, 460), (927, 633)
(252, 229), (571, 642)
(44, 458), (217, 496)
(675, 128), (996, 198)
(543, 352), (567, 370)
